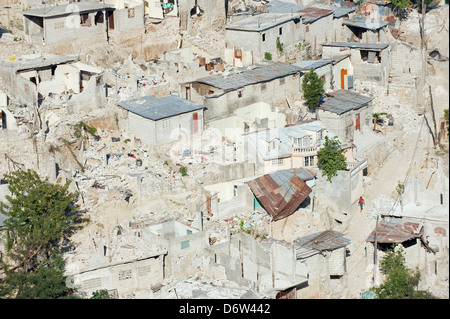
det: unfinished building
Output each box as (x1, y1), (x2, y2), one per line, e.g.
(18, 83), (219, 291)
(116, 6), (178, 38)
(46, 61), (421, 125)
(0, 54), (106, 114)
(321, 42), (390, 85)
(22, 3), (112, 48)
(224, 12), (303, 65)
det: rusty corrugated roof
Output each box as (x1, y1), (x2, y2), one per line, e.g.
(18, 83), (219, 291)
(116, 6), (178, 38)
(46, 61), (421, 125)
(246, 170), (312, 221)
(366, 221), (424, 244)
(298, 7), (334, 23)
(294, 230), (351, 259)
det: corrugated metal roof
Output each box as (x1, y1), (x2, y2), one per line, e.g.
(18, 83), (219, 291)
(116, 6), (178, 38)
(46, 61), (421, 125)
(196, 62), (302, 92)
(246, 169), (313, 221)
(332, 7), (356, 18)
(298, 7), (334, 23)
(342, 17), (389, 30)
(22, 3), (113, 18)
(294, 230), (351, 259)
(117, 95), (205, 121)
(225, 13), (301, 32)
(293, 59), (333, 70)
(319, 89), (372, 115)
(367, 221), (424, 244)
(321, 42), (389, 51)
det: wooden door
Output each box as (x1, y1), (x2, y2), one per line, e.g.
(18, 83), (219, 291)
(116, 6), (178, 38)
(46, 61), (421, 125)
(356, 113), (360, 131)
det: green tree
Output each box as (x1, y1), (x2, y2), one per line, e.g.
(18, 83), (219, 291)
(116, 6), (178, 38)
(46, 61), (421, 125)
(372, 246), (436, 299)
(317, 136), (347, 182)
(301, 70), (325, 117)
(90, 289), (111, 299)
(388, 0), (412, 19)
(0, 169), (81, 299)
(264, 52), (272, 60)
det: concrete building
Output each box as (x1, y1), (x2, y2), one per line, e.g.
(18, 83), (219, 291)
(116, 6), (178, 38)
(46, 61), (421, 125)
(317, 89), (373, 143)
(342, 17), (389, 43)
(294, 230), (351, 298)
(182, 62), (303, 122)
(224, 13), (303, 65)
(295, 59), (334, 91)
(297, 7), (334, 58)
(244, 120), (330, 175)
(117, 94), (205, 146)
(65, 220), (208, 298)
(104, 0), (145, 36)
(207, 101), (287, 142)
(0, 54), (106, 112)
(22, 2), (112, 47)
(321, 42), (390, 85)
(178, 0), (227, 30)
(0, 92), (17, 132)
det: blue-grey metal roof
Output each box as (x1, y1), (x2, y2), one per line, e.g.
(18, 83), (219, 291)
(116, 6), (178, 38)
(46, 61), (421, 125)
(117, 95), (205, 121)
(293, 59), (333, 70)
(319, 89), (372, 115)
(196, 62), (302, 92)
(332, 7), (356, 18)
(225, 12), (301, 32)
(343, 17), (389, 30)
(22, 3), (113, 18)
(294, 230), (351, 259)
(321, 42), (389, 51)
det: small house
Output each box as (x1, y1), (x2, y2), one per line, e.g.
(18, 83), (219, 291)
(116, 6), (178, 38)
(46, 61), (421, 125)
(342, 17), (389, 43)
(22, 2), (112, 47)
(317, 89), (373, 143)
(182, 62), (303, 122)
(294, 230), (351, 298)
(224, 13), (303, 65)
(117, 94), (205, 145)
(297, 7), (334, 57)
(244, 120), (330, 174)
(321, 42), (390, 84)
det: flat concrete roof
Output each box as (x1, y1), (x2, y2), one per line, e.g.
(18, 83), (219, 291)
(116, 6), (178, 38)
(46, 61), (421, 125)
(22, 3), (113, 18)
(225, 13), (301, 32)
(321, 42), (389, 51)
(0, 54), (79, 72)
(343, 17), (389, 30)
(118, 94), (205, 121)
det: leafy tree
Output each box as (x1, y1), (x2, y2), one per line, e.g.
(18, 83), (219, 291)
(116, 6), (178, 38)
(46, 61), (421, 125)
(0, 169), (81, 299)
(264, 52), (272, 60)
(317, 136), (347, 182)
(90, 289), (111, 299)
(388, 0), (412, 19)
(372, 246), (436, 299)
(301, 69), (325, 117)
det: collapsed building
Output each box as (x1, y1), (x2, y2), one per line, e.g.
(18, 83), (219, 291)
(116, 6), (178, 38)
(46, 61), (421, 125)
(0, 54), (107, 113)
